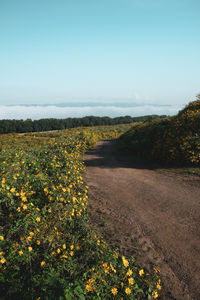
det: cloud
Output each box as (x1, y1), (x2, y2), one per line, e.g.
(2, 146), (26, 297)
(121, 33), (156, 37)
(0, 103), (183, 120)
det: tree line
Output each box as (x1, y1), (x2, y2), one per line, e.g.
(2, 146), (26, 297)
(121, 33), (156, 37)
(0, 115), (166, 134)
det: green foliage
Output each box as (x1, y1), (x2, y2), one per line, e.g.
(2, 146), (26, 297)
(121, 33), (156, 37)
(0, 126), (161, 299)
(0, 115), (166, 134)
(119, 97), (200, 166)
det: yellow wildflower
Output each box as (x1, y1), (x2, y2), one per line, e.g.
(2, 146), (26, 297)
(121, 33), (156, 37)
(152, 291), (158, 299)
(125, 287), (131, 295)
(139, 269), (144, 276)
(41, 261), (46, 267)
(23, 205), (28, 210)
(28, 247), (32, 252)
(1, 257), (6, 264)
(19, 250), (23, 256)
(110, 264), (116, 273)
(36, 217), (40, 222)
(126, 269), (133, 276)
(0, 236), (4, 241)
(85, 284), (92, 292)
(122, 256), (129, 267)
(157, 284), (162, 290)
(111, 288), (118, 296)
(128, 278), (134, 285)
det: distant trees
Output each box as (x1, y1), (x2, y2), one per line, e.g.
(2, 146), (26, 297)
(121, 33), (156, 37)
(0, 115), (166, 134)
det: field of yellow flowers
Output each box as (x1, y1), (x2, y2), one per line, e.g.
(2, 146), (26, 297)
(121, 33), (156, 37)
(119, 98), (200, 167)
(0, 125), (160, 299)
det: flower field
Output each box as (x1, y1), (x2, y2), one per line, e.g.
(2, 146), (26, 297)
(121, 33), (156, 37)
(119, 97), (200, 166)
(0, 125), (160, 299)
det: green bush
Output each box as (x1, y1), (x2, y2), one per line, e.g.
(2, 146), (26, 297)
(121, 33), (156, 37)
(119, 97), (200, 166)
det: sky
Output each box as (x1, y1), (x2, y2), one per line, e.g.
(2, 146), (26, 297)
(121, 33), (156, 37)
(0, 0), (200, 119)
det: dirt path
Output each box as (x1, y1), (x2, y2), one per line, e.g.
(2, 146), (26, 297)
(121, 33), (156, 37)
(84, 139), (200, 300)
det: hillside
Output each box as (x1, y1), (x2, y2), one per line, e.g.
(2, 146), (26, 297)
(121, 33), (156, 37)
(119, 96), (200, 166)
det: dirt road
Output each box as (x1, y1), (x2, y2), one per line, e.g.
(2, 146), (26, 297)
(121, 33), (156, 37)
(84, 140), (200, 300)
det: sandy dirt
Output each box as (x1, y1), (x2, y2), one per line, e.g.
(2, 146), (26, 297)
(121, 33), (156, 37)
(84, 139), (200, 300)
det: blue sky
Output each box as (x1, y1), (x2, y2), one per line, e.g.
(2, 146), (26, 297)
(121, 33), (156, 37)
(0, 0), (200, 111)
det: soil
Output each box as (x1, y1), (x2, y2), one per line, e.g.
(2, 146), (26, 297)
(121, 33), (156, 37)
(84, 139), (200, 300)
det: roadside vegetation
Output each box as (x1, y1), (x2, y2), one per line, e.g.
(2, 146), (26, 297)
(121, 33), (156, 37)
(0, 124), (161, 299)
(119, 96), (200, 170)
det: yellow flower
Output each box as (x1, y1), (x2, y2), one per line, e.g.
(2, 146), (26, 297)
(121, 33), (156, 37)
(41, 261), (46, 267)
(125, 287), (131, 295)
(154, 267), (160, 273)
(36, 217), (40, 222)
(152, 291), (158, 299)
(70, 251), (74, 256)
(29, 232), (34, 236)
(62, 253), (68, 259)
(70, 244), (74, 250)
(63, 244), (66, 249)
(128, 278), (134, 285)
(122, 256), (129, 267)
(57, 248), (61, 254)
(36, 240), (40, 245)
(0, 235), (4, 241)
(111, 288), (118, 296)
(103, 262), (108, 268)
(110, 263), (116, 273)
(85, 284), (92, 292)
(23, 205), (28, 210)
(156, 284), (162, 290)
(44, 188), (48, 194)
(28, 247), (32, 252)
(1, 257), (6, 264)
(19, 250), (23, 256)
(10, 187), (16, 193)
(139, 269), (144, 276)
(126, 269), (133, 276)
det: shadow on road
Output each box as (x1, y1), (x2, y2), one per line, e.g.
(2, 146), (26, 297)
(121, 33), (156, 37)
(84, 139), (160, 170)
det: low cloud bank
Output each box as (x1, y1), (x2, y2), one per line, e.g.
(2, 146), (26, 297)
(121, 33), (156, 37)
(0, 104), (183, 120)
